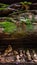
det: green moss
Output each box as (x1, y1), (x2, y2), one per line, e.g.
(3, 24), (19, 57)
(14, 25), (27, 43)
(0, 20), (17, 33)
(0, 3), (9, 10)
(0, 8), (6, 10)
(20, 1), (32, 5)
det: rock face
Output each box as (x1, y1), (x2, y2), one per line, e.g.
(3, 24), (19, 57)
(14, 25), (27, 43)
(33, 23), (37, 32)
(0, 2), (37, 39)
(0, 45), (37, 63)
(0, 8), (14, 16)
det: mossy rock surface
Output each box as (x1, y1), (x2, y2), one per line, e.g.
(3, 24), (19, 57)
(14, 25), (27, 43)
(0, 3), (9, 10)
(0, 17), (36, 40)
